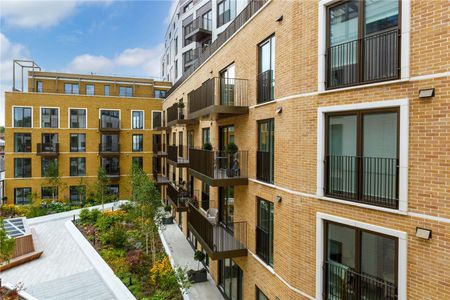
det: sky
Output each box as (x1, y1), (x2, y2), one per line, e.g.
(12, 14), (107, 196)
(0, 0), (177, 126)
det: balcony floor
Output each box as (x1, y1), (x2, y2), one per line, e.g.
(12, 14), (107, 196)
(188, 105), (249, 121)
(189, 168), (248, 187)
(167, 157), (190, 168)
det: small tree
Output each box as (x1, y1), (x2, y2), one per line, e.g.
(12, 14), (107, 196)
(194, 250), (206, 270)
(43, 159), (65, 202)
(95, 167), (110, 210)
(0, 218), (16, 263)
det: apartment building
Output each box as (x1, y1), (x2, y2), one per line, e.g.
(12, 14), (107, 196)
(3, 70), (170, 205)
(161, 0), (249, 82)
(155, 0), (450, 299)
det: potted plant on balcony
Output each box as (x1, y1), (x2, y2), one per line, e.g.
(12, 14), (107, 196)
(187, 250), (207, 283)
(203, 142), (212, 151)
(163, 204), (173, 224)
(226, 142), (239, 177)
(178, 99), (185, 120)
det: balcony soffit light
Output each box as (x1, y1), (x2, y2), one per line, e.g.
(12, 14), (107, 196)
(415, 227), (432, 240)
(418, 88), (435, 99)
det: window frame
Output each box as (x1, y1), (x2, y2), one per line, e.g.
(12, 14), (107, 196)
(14, 187), (32, 205)
(12, 106), (33, 128)
(14, 158), (32, 178)
(40, 107), (60, 128)
(36, 81), (43, 93)
(68, 108), (87, 128)
(85, 84), (95, 96)
(70, 157), (86, 176)
(132, 157), (144, 169)
(64, 83), (80, 94)
(256, 197), (274, 266)
(131, 110), (144, 130)
(14, 133), (32, 153)
(151, 110), (163, 129)
(104, 85), (110, 96)
(119, 86), (133, 97)
(132, 134), (144, 152)
(70, 133), (86, 152)
(70, 185), (86, 204)
(41, 157), (58, 177)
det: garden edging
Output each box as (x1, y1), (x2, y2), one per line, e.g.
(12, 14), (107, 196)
(65, 219), (136, 300)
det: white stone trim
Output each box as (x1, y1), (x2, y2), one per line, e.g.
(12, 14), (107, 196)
(316, 99), (409, 212)
(315, 212), (408, 300)
(131, 109), (145, 130)
(39, 106), (60, 129)
(68, 107), (88, 129)
(11, 105), (33, 128)
(317, 0), (411, 92)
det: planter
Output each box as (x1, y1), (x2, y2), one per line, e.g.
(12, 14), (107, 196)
(179, 113), (185, 120)
(163, 216), (174, 224)
(188, 268), (208, 283)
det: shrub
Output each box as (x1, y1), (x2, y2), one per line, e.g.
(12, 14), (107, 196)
(226, 142), (238, 154)
(100, 248), (129, 277)
(95, 211), (125, 232)
(202, 142), (212, 150)
(100, 223), (128, 248)
(79, 208), (101, 224)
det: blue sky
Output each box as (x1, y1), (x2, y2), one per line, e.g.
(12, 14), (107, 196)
(0, 0), (175, 126)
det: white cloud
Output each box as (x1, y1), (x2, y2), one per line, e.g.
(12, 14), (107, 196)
(0, 0), (78, 29)
(67, 44), (164, 78)
(0, 33), (30, 126)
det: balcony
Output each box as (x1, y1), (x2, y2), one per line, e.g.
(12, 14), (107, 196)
(152, 143), (167, 157)
(99, 143), (120, 156)
(153, 169), (169, 186)
(36, 143), (59, 156)
(167, 183), (189, 212)
(167, 145), (189, 167)
(326, 29), (400, 90)
(166, 103), (197, 127)
(99, 119), (120, 132)
(187, 202), (247, 260)
(324, 261), (397, 300)
(183, 49), (198, 69)
(185, 16), (212, 42)
(256, 150), (273, 183)
(325, 155), (399, 209)
(189, 148), (248, 186)
(188, 77), (248, 120)
(104, 167), (120, 179)
(257, 70), (274, 104)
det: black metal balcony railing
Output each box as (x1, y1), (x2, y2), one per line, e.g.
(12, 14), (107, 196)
(257, 69), (274, 104)
(153, 143), (166, 155)
(167, 104), (185, 124)
(188, 77), (248, 114)
(37, 143), (59, 155)
(326, 29), (400, 89)
(99, 143), (120, 153)
(189, 148), (248, 181)
(99, 118), (120, 130)
(325, 155), (399, 209)
(104, 167), (120, 177)
(256, 225), (271, 265)
(168, 145), (189, 165)
(183, 49), (198, 66)
(187, 202), (247, 259)
(324, 261), (397, 300)
(167, 183), (189, 210)
(167, 0), (268, 97)
(185, 16), (212, 42)
(256, 150), (273, 183)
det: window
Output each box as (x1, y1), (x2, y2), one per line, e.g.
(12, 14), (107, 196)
(201, 181), (210, 210)
(70, 134), (86, 152)
(70, 158), (86, 176)
(104, 85), (110, 96)
(13, 107), (32, 128)
(70, 186), (86, 204)
(256, 287), (269, 300)
(101, 134), (119, 152)
(203, 10), (212, 30)
(219, 258), (243, 300)
(14, 188), (31, 205)
(183, 1), (192, 13)
(256, 198), (274, 266)
(174, 59), (178, 79)
(36, 81), (43, 93)
(86, 84), (95, 95)
(107, 184), (120, 200)
(14, 158), (31, 178)
(217, 0), (235, 27)
(132, 157), (143, 169)
(184, 22), (194, 46)
(324, 221), (398, 299)
(132, 111), (144, 129)
(132, 134), (143, 152)
(326, 0), (400, 89)
(42, 186), (57, 200)
(220, 187), (234, 231)
(174, 37), (178, 55)
(14, 133), (32, 152)
(41, 133), (58, 152)
(154, 90), (167, 98)
(219, 64), (236, 106)
(69, 109), (87, 128)
(41, 108), (59, 128)
(202, 128), (210, 146)
(119, 86), (133, 97)
(258, 35), (276, 103)
(41, 157), (57, 177)
(64, 83), (79, 94)
(152, 111), (162, 129)
(100, 110), (120, 129)
(325, 108), (399, 208)
(101, 157), (120, 175)
(257, 119), (274, 183)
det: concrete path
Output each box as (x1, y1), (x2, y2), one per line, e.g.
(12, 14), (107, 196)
(160, 224), (224, 300)
(1, 201), (129, 300)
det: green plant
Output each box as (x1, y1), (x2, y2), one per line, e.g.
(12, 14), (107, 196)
(193, 250), (206, 269)
(100, 223), (128, 248)
(203, 142), (212, 150)
(79, 208), (101, 224)
(164, 205), (171, 212)
(226, 142), (238, 154)
(42, 159), (66, 202)
(95, 167), (110, 210)
(0, 218), (16, 263)
(177, 99), (185, 109)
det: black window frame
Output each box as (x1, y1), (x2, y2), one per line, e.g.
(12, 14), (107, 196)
(257, 34), (276, 104)
(70, 185), (86, 204)
(70, 157), (86, 176)
(132, 156), (143, 169)
(36, 81), (43, 93)
(70, 133), (86, 152)
(256, 197), (274, 266)
(132, 134), (143, 152)
(41, 157), (58, 177)
(41, 186), (58, 200)
(14, 187), (32, 205)
(69, 109), (87, 128)
(41, 107), (59, 128)
(13, 107), (32, 128)
(14, 133), (32, 152)
(132, 111), (144, 129)
(257, 118), (275, 183)
(14, 158), (31, 178)
(64, 83), (79, 94)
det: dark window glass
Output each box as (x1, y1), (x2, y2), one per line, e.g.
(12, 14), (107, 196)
(70, 109), (87, 128)
(41, 157), (58, 177)
(256, 198), (274, 266)
(101, 157), (120, 175)
(107, 184), (119, 200)
(256, 287), (269, 300)
(14, 158), (31, 178)
(70, 134), (86, 152)
(154, 90), (167, 98)
(257, 36), (275, 103)
(14, 133), (32, 152)
(257, 119), (274, 183)
(41, 108), (59, 128)
(70, 186), (86, 204)
(202, 128), (210, 145)
(100, 110), (120, 129)
(70, 157), (86, 176)
(14, 107), (32, 128)
(14, 187), (31, 205)
(219, 258), (243, 300)
(42, 186), (57, 200)
(132, 157), (143, 169)
(152, 111), (162, 129)
(132, 134), (143, 152)
(217, 0), (236, 27)
(184, 22), (194, 46)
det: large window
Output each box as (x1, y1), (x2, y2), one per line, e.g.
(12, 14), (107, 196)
(152, 111), (162, 129)
(64, 83), (79, 94)
(257, 119), (274, 183)
(202, 128), (210, 146)
(219, 258), (243, 300)
(184, 22), (194, 46)
(36, 81), (43, 93)
(13, 107), (32, 128)
(132, 157), (143, 169)
(70, 157), (86, 176)
(86, 84), (95, 95)
(70, 186), (86, 204)
(154, 90), (167, 98)
(69, 109), (87, 128)
(256, 198), (274, 266)
(132, 111), (144, 129)
(101, 157), (120, 175)
(41, 108), (59, 128)
(100, 110), (120, 129)
(41, 157), (57, 177)
(108, 184), (120, 200)
(14, 158), (31, 178)
(324, 221), (398, 299)
(14, 133), (32, 152)
(217, 0), (236, 27)
(132, 134), (143, 152)
(41, 133), (58, 152)
(326, 0), (400, 89)
(42, 186), (57, 200)
(257, 35), (275, 103)
(14, 187), (31, 205)
(325, 109), (398, 208)
(70, 134), (86, 152)
(101, 134), (119, 152)
(219, 187), (234, 231)
(201, 181), (210, 210)
(119, 86), (133, 97)
(104, 85), (110, 96)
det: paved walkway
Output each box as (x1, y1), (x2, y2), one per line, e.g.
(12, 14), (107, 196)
(1, 202), (129, 300)
(160, 224), (224, 300)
